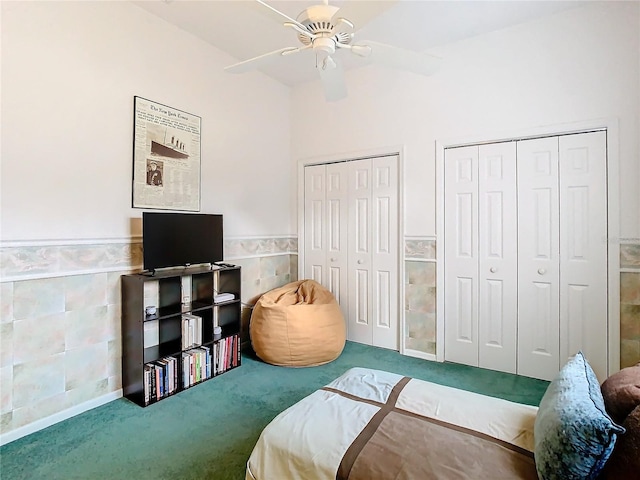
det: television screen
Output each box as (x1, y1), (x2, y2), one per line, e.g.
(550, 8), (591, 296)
(143, 212), (223, 271)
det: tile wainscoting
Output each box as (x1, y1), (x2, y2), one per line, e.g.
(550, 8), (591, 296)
(0, 235), (637, 442)
(0, 236), (297, 444)
(404, 238), (437, 358)
(620, 243), (640, 368)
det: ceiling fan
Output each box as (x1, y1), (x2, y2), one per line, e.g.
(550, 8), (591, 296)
(224, 0), (442, 101)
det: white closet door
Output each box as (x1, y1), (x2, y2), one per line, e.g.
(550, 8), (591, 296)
(304, 165), (327, 285)
(559, 131), (608, 380)
(371, 155), (399, 350)
(444, 146), (479, 366)
(305, 156), (399, 350)
(325, 162), (350, 321)
(478, 142), (518, 373)
(517, 137), (561, 381)
(348, 159), (373, 345)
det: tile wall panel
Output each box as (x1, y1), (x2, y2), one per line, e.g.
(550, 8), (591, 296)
(404, 238), (437, 356)
(0, 366), (13, 414)
(12, 313), (66, 364)
(1, 283), (13, 323)
(12, 353), (66, 408)
(620, 243), (640, 368)
(621, 243), (640, 268)
(64, 274), (108, 311)
(13, 278), (65, 320)
(620, 268), (640, 368)
(64, 343), (109, 391)
(0, 323), (13, 368)
(0, 237), (297, 440)
(404, 261), (437, 355)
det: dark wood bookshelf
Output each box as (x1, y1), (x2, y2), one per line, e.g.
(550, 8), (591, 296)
(121, 265), (242, 407)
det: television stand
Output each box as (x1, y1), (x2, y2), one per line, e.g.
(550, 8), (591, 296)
(214, 262), (235, 268)
(121, 264), (242, 407)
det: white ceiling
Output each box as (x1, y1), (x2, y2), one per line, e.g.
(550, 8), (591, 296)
(133, 0), (582, 86)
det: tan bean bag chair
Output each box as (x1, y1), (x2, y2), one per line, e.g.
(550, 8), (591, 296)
(250, 279), (346, 367)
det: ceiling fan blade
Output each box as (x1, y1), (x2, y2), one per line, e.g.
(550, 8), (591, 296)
(331, 0), (397, 31)
(318, 59), (347, 102)
(284, 21), (316, 40)
(252, 0), (310, 33)
(357, 40), (442, 76)
(329, 17), (354, 37)
(336, 43), (372, 57)
(224, 47), (301, 74)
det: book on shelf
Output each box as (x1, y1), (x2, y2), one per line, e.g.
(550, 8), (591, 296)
(203, 345), (211, 379)
(214, 292), (235, 303)
(144, 365), (151, 404)
(153, 362), (162, 399)
(181, 313), (202, 349)
(149, 364), (156, 403)
(181, 352), (191, 388)
(181, 275), (192, 304)
(157, 358), (169, 396)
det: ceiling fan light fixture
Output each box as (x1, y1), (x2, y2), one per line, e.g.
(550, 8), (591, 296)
(313, 37), (336, 56)
(322, 55), (337, 71)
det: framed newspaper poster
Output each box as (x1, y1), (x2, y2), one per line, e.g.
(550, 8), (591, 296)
(132, 96), (201, 211)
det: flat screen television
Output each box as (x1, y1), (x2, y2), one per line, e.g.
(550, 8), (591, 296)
(142, 212), (223, 272)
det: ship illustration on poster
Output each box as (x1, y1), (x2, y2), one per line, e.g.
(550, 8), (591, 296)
(151, 129), (189, 159)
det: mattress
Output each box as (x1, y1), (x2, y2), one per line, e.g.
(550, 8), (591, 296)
(246, 367), (539, 480)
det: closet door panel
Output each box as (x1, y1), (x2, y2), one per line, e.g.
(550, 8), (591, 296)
(559, 131), (608, 380)
(326, 162), (350, 321)
(371, 155), (399, 350)
(304, 166), (326, 285)
(517, 137), (560, 381)
(478, 142), (517, 374)
(348, 159), (373, 345)
(444, 146), (479, 366)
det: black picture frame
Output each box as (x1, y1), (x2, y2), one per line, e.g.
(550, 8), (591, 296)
(132, 96), (201, 211)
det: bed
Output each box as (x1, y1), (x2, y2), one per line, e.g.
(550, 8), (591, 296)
(245, 367), (539, 480)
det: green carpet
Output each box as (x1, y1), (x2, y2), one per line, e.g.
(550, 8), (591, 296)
(0, 342), (549, 480)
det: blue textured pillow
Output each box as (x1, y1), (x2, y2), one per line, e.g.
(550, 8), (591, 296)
(534, 352), (625, 480)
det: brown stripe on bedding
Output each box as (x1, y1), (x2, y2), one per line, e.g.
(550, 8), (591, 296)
(321, 388), (385, 408)
(393, 407), (534, 459)
(335, 376), (411, 480)
(327, 376), (536, 480)
(347, 411), (538, 480)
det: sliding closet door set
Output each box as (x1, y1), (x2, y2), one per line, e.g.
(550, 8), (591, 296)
(444, 131), (608, 381)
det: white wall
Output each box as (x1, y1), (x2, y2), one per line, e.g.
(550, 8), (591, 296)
(290, 1), (640, 239)
(1, 1), (292, 242)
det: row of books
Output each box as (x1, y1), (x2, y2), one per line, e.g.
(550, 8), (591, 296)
(215, 334), (241, 375)
(182, 346), (211, 388)
(182, 313), (202, 349)
(144, 356), (179, 404)
(143, 334), (241, 405)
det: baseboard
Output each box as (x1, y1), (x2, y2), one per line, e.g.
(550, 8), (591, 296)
(0, 390), (122, 446)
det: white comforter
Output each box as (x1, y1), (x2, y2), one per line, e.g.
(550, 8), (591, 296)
(246, 367), (538, 480)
